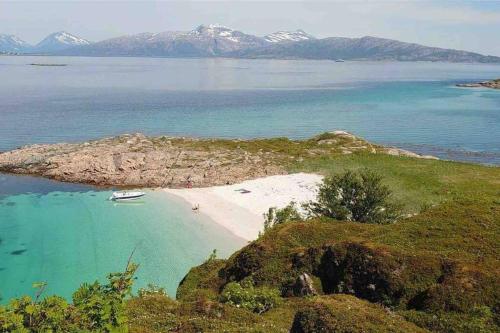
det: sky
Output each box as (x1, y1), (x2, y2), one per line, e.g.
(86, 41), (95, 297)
(1, 1), (500, 56)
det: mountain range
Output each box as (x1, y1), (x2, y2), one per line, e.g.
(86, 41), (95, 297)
(1, 24), (499, 63)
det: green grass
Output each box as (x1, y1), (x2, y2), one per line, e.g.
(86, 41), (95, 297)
(289, 152), (500, 213)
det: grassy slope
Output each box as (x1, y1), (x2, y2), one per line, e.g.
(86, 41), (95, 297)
(129, 138), (498, 332)
(289, 152), (499, 212)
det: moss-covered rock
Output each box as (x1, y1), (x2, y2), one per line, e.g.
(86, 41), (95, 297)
(290, 295), (428, 333)
(401, 307), (499, 333)
(176, 259), (226, 301)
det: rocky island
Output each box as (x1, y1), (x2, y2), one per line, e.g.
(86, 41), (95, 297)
(456, 78), (500, 89)
(0, 131), (435, 188)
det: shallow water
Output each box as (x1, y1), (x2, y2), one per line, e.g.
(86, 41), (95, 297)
(0, 174), (245, 301)
(1, 56), (499, 164)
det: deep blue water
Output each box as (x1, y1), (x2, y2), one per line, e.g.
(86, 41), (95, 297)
(1, 56), (500, 164)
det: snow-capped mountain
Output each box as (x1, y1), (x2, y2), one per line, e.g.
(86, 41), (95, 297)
(264, 30), (315, 43)
(0, 34), (31, 53)
(34, 31), (90, 53)
(185, 24), (267, 53)
(63, 24), (267, 57)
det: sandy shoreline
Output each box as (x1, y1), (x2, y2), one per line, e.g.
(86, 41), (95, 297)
(164, 173), (323, 241)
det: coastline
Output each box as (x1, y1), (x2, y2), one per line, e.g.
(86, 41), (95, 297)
(163, 173), (323, 241)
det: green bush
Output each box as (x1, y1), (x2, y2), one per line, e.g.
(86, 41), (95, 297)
(219, 282), (281, 314)
(0, 263), (137, 332)
(263, 201), (302, 233)
(305, 169), (401, 224)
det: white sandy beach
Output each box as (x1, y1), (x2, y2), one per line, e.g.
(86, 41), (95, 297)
(164, 173), (323, 241)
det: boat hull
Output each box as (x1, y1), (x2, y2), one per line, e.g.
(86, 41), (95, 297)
(109, 191), (146, 201)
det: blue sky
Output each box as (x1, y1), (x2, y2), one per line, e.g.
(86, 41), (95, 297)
(1, 1), (500, 55)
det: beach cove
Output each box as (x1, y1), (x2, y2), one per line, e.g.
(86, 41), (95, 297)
(0, 174), (246, 301)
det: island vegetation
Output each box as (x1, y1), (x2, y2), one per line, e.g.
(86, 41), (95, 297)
(0, 132), (498, 332)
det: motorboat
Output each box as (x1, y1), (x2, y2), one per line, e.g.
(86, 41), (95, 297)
(109, 191), (146, 201)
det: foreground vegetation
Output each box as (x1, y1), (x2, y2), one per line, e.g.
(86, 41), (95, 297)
(1, 264), (137, 332)
(1, 133), (499, 332)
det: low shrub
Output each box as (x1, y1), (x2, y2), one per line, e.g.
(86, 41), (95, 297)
(263, 202), (302, 234)
(138, 284), (168, 299)
(219, 282), (281, 314)
(0, 263), (137, 333)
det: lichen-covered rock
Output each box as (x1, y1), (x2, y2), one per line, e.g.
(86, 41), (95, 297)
(0, 133), (286, 187)
(0, 131), (436, 187)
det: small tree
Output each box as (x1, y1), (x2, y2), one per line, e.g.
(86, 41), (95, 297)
(305, 170), (401, 224)
(263, 202), (302, 233)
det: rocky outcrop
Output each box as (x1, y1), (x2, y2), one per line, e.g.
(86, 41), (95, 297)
(0, 132), (436, 187)
(293, 273), (317, 297)
(456, 79), (500, 89)
(0, 133), (285, 188)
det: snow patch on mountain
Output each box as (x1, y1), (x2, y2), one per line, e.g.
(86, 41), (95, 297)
(264, 30), (315, 43)
(53, 31), (90, 45)
(0, 34), (31, 52)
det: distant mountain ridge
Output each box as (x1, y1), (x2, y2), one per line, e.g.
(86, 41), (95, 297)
(230, 36), (500, 63)
(2, 25), (499, 63)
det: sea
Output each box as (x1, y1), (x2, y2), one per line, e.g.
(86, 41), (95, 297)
(1, 56), (499, 301)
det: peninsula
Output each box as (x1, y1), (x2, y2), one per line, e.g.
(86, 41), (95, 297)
(0, 131), (435, 188)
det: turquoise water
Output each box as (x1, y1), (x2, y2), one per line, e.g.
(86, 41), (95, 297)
(0, 174), (245, 301)
(1, 57), (499, 163)
(1, 57), (500, 301)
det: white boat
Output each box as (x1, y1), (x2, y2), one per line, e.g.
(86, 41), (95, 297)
(109, 191), (145, 201)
